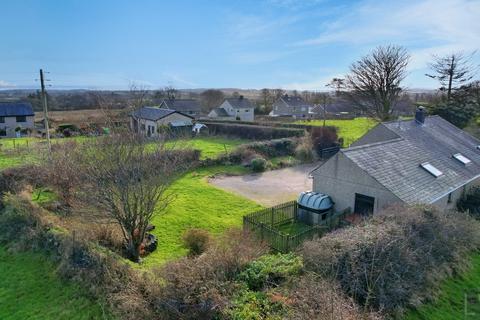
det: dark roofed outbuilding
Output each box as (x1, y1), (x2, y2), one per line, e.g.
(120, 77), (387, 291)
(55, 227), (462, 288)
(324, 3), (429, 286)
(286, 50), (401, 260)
(161, 99), (202, 116)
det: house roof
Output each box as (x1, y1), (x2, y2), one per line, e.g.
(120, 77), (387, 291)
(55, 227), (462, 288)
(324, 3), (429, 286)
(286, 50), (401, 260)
(161, 99), (201, 113)
(278, 95), (312, 108)
(211, 107), (229, 117)
(340, 116), (480, 204)
(131, 107), (193, 121)
(0, 102), (34, 117)
(225, 97), (254, 109)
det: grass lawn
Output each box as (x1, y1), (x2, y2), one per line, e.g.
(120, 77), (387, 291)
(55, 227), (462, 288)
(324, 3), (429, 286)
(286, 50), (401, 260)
(405, 253), (480, 320)
(294, 117), (378, 147)
(0, 246), (111, 320)
(165, 136), (249, 159)
(276, 221), (311, 235)
(142, 165), (263, 268)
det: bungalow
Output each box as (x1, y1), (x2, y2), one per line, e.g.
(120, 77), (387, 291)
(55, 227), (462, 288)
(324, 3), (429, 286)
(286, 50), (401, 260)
(208, 96), (254, 122)
(0, 102), (35, 138)
(311, 107), (480, 215)
(270, 95), (313, 118)
(160, 99), (202, 118)
(130, 107), (193, 137)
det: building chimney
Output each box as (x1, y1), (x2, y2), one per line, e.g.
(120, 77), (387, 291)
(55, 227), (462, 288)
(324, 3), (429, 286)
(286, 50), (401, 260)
(415, 106), (426, 125)
(239, 95), (244, 100)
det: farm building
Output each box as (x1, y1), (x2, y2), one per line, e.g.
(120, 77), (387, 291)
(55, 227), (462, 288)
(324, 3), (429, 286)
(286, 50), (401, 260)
(270, 94), (313, 118)
(312, 107), (480, 215)
(208, 96), (254, 121)
(130, 107), (193, 137)
(0, 102), (35, 138)
(160, 98), (202, 118)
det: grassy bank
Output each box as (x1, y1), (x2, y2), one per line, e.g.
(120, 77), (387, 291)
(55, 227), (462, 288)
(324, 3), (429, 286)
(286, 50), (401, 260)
(405, 253), (480, 320)
(294, 117), (377, 146)
(0, 246), (110, 319)
(143, 165), (263, 268)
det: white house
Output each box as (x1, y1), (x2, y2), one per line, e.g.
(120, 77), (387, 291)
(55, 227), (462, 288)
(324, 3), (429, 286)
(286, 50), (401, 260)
(130, 107), (194, 137)
(0, 102), (35, 138)
(208, 96), (254, 122)
(312, 107), (480, 215)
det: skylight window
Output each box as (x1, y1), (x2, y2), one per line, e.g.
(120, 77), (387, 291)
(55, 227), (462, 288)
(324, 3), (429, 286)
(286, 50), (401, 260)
(420, 162), (443, 177)
(453, 153), (471, 165)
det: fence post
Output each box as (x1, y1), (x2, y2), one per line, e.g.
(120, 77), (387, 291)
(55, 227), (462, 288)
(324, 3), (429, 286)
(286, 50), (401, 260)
(271, 208), (274, 227)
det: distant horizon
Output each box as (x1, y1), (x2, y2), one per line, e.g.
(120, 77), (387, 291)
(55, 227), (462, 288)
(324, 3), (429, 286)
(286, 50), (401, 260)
(1, 0), (479, 91)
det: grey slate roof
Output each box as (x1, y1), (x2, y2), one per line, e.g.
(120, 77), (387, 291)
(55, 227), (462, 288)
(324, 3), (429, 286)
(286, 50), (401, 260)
(131, 107), (192, 121)
(0, 102), (34, 117)
(161, 99), (201, 113)
(280, 95), (312, 108)
(225, 97), (254, 109)
(341, 116), (480, 204)
(211, 107), (229, 117)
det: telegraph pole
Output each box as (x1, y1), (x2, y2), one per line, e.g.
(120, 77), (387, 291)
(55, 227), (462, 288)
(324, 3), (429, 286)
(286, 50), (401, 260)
(40, 69), (51, 153)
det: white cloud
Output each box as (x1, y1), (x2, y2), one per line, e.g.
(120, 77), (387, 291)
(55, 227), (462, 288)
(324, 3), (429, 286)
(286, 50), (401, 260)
(0, 80), (15, 88)
(295, 0), (480, 70)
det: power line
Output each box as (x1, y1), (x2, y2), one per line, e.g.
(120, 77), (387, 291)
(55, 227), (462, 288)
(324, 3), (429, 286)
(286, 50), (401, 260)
(39, 69), (52, 153)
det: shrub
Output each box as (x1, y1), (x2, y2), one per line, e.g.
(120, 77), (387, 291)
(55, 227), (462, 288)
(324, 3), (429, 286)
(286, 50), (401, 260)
(238, 253), (303, 291)
(182, 228), (212, 256)
(227, 288), (285, 320)
(310, 126), (339, 155)
(286, 273), (382, 320)
(294, 136), (314, 162)
(251, 157), (267, 172)
(154, 229), (267, 319)
(457, 186), (480, 218)
(301, 205), (480, 316)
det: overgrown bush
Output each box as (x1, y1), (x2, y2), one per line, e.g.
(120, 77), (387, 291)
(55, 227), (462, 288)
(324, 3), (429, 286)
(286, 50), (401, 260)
(294, 136), (314, 162)
(251, 157), (267, 172)
(301, 205), (480, 316)
(153, 229), (267, 319)
(457, 186), (480, 218)
(286, 273), (382, 320)
(182, 228), (212, 256)
(227, 288), (286, 320)
(310, 126), (339, 155)
(238, 253), (303, 291)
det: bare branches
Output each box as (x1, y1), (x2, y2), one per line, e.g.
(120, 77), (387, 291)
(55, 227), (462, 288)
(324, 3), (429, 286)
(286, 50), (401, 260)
(344, 45), (410, 121)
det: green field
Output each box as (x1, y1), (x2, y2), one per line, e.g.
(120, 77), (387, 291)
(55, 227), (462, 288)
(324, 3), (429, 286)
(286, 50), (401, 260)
(405, 253), (480, 320)
(143, 165), (263, 267)
(295, 117), (378, 146)
(0, 246), (110, 320)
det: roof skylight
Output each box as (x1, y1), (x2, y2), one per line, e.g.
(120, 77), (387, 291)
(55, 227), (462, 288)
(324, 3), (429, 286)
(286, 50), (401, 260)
(453, 153), (471, 165)
(420, 162), (443, 177)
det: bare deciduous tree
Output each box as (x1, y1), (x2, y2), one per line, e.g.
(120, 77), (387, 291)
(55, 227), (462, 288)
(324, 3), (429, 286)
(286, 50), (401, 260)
(200, 89), (225, 113)
(76, 134), (191, 262)
(345, 45), (410, 121)
(426, 51), (477, 101)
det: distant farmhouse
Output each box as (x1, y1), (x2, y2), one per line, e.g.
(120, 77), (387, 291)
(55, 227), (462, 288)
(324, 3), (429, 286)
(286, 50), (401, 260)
(130, 107), (193, 137)
(0, 102), (35, 138)
(208, 96), (254, 121)
(312, 107), (480, 215)
(160, 99), (202, 118)
(270, 95), (313, 118)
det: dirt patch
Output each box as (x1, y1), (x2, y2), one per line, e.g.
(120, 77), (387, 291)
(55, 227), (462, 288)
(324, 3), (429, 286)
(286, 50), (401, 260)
(209, 163), (321, 207)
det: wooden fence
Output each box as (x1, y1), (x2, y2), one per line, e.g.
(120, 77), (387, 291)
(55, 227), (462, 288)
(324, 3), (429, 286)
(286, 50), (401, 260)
(243, 201), (348, 252)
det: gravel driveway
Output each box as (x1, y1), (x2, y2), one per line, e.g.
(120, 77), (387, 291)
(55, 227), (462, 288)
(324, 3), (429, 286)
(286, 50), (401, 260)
(209, 163), (321, 207)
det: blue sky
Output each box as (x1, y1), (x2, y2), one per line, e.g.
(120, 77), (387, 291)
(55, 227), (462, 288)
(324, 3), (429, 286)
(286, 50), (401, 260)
(1, 0), (479, 90)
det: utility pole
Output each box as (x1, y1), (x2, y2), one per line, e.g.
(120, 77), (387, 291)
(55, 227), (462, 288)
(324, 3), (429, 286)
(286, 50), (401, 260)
(40, 69), (51, 153)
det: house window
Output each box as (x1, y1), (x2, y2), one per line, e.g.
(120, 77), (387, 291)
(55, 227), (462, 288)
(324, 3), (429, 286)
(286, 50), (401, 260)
(420, 162), (443, 177)
(141, 124), (146, 131)
(0, 117), (4, 123)
(453, 153), (471, 165)
(16, 116), (26, 123)
(0, 129), (6, 136)
(245, 109), (249, 112)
